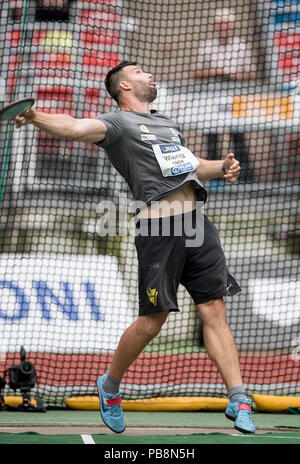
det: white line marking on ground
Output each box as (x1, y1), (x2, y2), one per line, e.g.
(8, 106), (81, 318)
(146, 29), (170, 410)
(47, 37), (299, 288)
(81, 434), (95, 444)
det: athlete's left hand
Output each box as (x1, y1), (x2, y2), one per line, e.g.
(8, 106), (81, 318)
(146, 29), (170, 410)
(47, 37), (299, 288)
(223, 153), (241, 183)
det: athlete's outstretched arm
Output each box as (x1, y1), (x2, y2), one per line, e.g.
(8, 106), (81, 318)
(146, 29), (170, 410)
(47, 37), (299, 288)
(14, 107), (107, 143)
(195, 153), (241, 183)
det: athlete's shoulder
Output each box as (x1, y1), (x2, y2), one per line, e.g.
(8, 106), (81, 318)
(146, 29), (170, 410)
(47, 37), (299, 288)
(151, 110), (181, 132)
(97, 110), (123, 123)
(95, 110), (125, 146)
(150, 110), (176, 123)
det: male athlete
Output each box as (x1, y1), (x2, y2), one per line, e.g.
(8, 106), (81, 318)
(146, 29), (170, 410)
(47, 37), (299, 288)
(15, 61), (255, 434)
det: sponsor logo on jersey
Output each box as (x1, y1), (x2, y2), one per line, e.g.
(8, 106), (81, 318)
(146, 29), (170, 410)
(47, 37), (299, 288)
(171, 162), (193, 175)
(139, 124), (150, 133)
(141, 134), (157, 141)
(160, 144), (180, 154)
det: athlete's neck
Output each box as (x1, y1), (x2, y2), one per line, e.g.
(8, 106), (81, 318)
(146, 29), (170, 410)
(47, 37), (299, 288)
(119, 99), (151, 114)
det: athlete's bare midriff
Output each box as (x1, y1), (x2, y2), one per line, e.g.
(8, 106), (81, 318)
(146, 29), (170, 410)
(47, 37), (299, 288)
(137, 182), (196, 218)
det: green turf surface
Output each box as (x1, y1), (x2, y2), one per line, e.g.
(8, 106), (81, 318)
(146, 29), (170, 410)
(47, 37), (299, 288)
(0, 410), (299, 446)
(0, 410), (299, 429)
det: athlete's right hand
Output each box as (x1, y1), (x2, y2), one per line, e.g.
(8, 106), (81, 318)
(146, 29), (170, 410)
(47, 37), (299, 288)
(14, 107), (36, 128)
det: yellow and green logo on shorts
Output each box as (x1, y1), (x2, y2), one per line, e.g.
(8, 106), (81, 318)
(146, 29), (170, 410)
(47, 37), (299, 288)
(146, 287), (158, 306)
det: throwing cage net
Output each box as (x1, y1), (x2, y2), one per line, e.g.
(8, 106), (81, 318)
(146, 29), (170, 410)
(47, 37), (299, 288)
(0, 0), (299, 408)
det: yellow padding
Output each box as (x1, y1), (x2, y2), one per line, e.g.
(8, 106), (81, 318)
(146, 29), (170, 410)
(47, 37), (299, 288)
(4, 396), (37, 407)
(64, 396), (228, 411)
(253, 394), (300, 412)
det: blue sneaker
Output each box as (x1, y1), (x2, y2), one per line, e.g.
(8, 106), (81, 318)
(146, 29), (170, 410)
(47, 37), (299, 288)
(96, 375), (126, 433)
(225, 396), (256, 434)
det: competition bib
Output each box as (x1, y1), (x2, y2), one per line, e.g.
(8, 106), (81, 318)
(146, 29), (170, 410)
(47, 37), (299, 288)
(152, 143), (199, 177)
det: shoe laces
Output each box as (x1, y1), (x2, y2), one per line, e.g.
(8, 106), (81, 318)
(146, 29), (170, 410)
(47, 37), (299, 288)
(237, 409), (254, 425)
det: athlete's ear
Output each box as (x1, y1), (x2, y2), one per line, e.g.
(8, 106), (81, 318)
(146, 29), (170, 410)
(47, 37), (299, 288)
(119, 80), (132, 92)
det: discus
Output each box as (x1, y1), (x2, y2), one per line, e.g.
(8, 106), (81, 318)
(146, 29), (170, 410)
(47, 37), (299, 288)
(0, 97), (35, 121)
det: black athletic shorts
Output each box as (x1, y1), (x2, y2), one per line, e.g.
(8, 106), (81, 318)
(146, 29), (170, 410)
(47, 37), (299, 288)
(134, 209), (241, 316)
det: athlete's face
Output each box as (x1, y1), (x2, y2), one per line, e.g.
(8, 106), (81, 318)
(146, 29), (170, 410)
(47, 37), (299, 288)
(120, 66), (157, 103)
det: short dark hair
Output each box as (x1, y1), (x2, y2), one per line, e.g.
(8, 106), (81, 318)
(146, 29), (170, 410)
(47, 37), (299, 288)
(105, 61), (137, 102)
